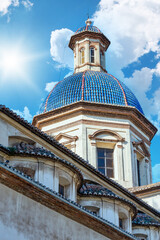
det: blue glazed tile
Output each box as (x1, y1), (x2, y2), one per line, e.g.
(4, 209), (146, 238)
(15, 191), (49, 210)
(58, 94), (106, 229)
(39, 71), (144, 115)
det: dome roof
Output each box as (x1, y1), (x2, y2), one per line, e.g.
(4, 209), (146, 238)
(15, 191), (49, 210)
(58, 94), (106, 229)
(40, 71), (143, 114)
(75, 18), (101, 34)
(75, 25), (101, 34)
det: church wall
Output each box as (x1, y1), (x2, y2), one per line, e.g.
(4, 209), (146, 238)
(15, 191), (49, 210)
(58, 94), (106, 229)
(7, 157), (80, 202)
(0, 183), (110, 240)
(40, 113), (151, 188)
(0, 118), (9, 146)
(0, 118), (36, 148)
(130, 131), (151, 187)
(79, 198), (132, 232)
(132, 226), (160, 240)
(141, 193), (160, 212)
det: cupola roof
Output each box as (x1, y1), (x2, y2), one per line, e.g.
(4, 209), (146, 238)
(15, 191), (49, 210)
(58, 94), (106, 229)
(75, 19), (101, 34)
(39, 70), (143, 114)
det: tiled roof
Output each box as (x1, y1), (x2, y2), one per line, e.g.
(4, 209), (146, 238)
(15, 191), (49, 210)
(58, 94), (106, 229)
(39, 71), (144, 114)
(0, 143), (83, 186)
(79, 181), (137, 217)
(128, 183), (160, 194)
(75, 25), (101, 34)
(0, 161), (137, 240)
(0, 105), (159, 219)
(132, 212), (160, 226)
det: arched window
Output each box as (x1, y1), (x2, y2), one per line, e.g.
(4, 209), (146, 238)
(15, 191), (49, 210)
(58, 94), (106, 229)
(80, 48), (85, 64)
(90, 47), (95, 63)
(97, 148), (114, 178)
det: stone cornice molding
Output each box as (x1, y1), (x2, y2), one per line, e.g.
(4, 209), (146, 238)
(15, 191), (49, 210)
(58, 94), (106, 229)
(33, 101), (157, 141)
(69, 31), (110, 51)
(74, 62), (107, 73)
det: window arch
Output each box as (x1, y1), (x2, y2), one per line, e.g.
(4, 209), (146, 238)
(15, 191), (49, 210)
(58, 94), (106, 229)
(80, 48), (85, 64)
(90, 47), (95, 63)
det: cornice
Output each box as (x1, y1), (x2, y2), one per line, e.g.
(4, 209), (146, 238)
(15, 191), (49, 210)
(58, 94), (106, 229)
(128, 182), (160, 196)
(33, 101), (157, 141)
(69, 31), (110, 51)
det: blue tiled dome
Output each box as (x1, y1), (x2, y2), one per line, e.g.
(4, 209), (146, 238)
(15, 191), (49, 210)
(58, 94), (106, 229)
(75, 25), (101, 34)
(40, 71), (143, 114)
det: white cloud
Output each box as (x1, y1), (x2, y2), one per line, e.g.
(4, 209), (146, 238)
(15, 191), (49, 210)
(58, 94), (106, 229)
(45, 82), (58, 92)
(50, 28), (74, 69)
(93, 0), (160, 76)
(0, 0), (33, 16)
(123, 65), (160, 133)
(152, 163), (160, 183)
(154, 61), (160, 76)
(124, 67), (154, 117)
(64, 71), (73, 79)
(22, 0), (33, 10)
(13, 106), (32, 122)
(0, 0), (14, 15)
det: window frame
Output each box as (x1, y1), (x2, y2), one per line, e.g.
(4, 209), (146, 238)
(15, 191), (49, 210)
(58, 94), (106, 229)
(59, 184), (65, 196)
(137, 159), (141, 186)
(100, 50), (104, 66)
(80, 47), (85, 65)
(97, 147), (114, 178)
(90, 47), (95, 63)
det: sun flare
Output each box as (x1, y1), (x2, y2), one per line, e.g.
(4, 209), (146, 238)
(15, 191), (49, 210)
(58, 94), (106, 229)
(0, 47), (26, 78)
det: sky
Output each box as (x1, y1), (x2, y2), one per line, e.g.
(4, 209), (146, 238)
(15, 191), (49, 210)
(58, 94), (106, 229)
(0, 0), (160, 183)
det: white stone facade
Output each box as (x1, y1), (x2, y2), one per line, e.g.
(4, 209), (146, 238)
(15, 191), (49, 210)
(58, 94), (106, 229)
(40, 112), (151, 189)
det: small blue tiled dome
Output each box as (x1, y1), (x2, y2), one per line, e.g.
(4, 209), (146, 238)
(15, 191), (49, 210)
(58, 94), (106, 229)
(75, 25), (101, 34)
(40, 71), (143, 114)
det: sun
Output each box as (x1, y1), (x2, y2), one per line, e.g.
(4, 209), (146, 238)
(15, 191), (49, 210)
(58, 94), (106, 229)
(0, 47), (26, 79)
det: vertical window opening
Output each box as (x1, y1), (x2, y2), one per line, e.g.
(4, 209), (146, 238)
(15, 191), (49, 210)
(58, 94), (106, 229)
(90, 47), (95, 63)
(97, 148), (114, 178)
(100, 50), (104, 66)
(137, 160), (141, 186)
(59, 184), (65, 196)
(80, 48), (85, 64)
(119, 218), (123, 229)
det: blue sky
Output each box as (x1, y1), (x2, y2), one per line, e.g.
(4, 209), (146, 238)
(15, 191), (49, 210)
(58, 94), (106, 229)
(0, 0), (160, 183)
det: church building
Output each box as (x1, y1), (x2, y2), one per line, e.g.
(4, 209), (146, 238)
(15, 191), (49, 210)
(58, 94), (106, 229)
(0, 19), (160, 240)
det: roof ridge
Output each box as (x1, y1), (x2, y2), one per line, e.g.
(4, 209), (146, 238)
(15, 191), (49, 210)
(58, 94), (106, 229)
(81, 71), (86, 100)
(107, 73), (128, 106)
